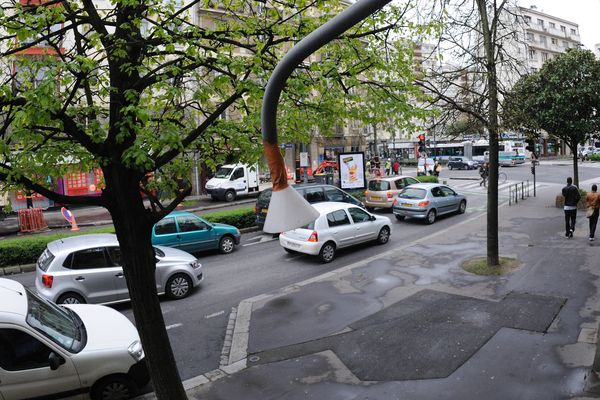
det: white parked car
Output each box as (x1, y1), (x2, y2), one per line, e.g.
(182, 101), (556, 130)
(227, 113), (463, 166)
(0, 278), (149, 400)
(279, 202), (392, 263)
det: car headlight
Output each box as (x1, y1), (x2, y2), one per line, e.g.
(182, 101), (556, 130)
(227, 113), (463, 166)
(128, 340), (144, 362)
(190, 260), (202, 269)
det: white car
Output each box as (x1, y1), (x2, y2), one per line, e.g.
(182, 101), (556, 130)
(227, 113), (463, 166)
(279, 202), (392, 263)
(0, 278), (149, 400)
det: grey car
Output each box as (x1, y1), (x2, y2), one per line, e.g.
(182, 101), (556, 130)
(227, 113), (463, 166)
(392, 183), (467, 224)
(35, 234), (203, 305)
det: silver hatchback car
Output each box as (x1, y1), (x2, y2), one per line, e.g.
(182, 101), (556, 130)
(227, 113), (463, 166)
(35, 234), (203, 304)
(392, 183), (467, 224)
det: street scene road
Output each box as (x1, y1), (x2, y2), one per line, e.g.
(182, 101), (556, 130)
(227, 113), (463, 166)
(6, 161), (598, 382)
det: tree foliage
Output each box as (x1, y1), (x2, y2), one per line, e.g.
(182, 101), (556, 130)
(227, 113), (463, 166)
(505, 48), (600, 186)
(0, 0), (431, 398)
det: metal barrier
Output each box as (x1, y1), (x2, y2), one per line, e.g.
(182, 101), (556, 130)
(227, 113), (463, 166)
(18, 208), (48, 233)
(508, 180), (533, 205)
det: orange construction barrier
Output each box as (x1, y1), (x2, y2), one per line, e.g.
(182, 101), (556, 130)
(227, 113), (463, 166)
(18, 208), (48, 233)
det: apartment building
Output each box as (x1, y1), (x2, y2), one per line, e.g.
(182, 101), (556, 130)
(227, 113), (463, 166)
(520, 5), (581, 74)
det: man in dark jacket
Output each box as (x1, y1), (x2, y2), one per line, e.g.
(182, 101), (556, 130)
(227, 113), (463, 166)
(562, 177), (581, 238)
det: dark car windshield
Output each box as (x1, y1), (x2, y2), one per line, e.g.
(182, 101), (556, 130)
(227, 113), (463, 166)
(214, 167), (233, 179)
(398, 188), (427, 200)
(25, 288), (86, 353)
(257, 189), (272, 207)
(368, 180), (390, 191)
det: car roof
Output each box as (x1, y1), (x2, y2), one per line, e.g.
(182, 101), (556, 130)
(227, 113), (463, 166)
(47, 233), (119, 256)
(369, 175), (414, 182)
(164, 210), (195, 218)
(0, 278), (28, 318)
(404, 183), (442, 189)
(310, 201), (360, 214)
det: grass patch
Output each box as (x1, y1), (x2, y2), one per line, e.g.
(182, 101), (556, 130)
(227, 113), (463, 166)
(462, 256), (520, 276)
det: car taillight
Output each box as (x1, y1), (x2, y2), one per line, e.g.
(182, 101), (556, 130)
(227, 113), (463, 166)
(387, 191), (393, 199)
(364, 190), (369, 196)
(418, 201), (430, 207)
(308, 231), (318, 242)
(42, 274), (53, 288)
(393, 198), (398, 206)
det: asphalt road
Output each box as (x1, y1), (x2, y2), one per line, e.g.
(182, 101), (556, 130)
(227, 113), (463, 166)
(6, 161), (599, 381)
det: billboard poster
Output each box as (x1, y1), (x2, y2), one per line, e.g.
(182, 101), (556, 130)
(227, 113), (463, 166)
(337, 152), (366, 190)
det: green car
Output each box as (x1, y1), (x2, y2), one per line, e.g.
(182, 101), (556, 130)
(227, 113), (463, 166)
(152, 211), (241, 254)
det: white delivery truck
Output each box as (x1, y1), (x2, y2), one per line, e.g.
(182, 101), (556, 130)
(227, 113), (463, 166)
(205, 163), (260, 202)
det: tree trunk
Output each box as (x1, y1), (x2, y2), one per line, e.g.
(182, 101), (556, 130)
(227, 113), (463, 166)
(572, 139), (579, 188)
(476, 0), (500, 267)
(104, 166), (187, 400)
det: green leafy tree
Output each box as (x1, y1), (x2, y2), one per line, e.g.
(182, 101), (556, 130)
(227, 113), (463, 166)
(0, 0), (429, 398)
(505, 48), (600, 187)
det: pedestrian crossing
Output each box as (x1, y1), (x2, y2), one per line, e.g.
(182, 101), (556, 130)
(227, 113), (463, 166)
(443, 179), (548, 196)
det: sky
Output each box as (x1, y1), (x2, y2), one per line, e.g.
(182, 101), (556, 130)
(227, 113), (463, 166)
(519, 0), (600, 50)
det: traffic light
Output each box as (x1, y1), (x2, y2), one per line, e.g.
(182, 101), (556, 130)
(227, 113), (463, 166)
(418, 134), (426, 153)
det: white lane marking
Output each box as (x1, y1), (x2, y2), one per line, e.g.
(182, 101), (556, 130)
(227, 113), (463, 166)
(205, 310), (225, 319)
(166, 323), (183, 330)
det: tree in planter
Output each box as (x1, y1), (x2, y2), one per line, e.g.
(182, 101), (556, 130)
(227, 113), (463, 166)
(504, 48), (600, 187)
(0, 1), (429, 398)
(415, 0), (525, 267)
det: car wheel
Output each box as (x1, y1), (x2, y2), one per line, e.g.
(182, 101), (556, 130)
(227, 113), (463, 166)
(377, 226), (391, 244)
(395, 214), (405, 221)
(91, 375), (135, 400)
(448, 165), (453, 170)
(57, 292), (85, 305)
(219, 235), (235, 254)
(426, 209), (436, 225)
(458, 200), (467, 214)
(224, 190), (236, 202)
(319, 242), (336, 263)
(284, 247), (297, 254)
(366, 206), (375, 212)
(166, 273), (192, 300)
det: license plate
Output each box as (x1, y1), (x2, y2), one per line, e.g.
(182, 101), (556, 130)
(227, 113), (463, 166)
(371, 196), (382, 201)
(402, 203), (412, 207)
(286, 241), (300, 248)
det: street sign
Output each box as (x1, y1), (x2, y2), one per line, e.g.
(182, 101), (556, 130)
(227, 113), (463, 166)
(300, 152), (309, 167)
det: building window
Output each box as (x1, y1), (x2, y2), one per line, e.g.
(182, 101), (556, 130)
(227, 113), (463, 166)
(542, 52), (549, 61)
(526, 32), (534, 42)
(528, 49), (536, 59)
(539, 36), (546, 46)
(524, 16), (531, 24)
(549, 22), (555, 29)
(570, 28), (577, 35)
(530, 67), (538, 73)
(537, 19), (544, 27)
(563, 41), (569, 48)
(560, 25), (566, 32)
(551, 38), (558, 45)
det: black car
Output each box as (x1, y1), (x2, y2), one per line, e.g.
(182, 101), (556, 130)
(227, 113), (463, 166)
(447, 157), (477, 170)
(255, 183), (364, 229)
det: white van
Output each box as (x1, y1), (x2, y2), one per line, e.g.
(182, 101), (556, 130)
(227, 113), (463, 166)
(0, 278), (149, 400)
(205, 163), (260, 202)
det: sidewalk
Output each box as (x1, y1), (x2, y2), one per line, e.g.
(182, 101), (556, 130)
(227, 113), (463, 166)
(153, 183), (600, 400)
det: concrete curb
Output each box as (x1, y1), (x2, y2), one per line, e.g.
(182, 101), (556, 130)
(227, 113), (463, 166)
(0, 263), (36, 276)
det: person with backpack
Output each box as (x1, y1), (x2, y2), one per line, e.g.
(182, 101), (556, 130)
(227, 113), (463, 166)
(562, 177), (581, 238)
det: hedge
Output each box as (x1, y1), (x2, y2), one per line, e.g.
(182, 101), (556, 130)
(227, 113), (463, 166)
(0, 227), (115, 268)
(202, 207), (255, 229)
(416, 175), (439, 183)
(0, 208), (257, 268)
(589, 154), (600, 161)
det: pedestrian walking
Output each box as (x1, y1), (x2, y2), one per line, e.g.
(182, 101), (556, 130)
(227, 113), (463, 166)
(392, 159), (400, 176)
(562, 177), (581, 238)
(385, 159), (392, 176)
(479, 163), (489, 186)
(586, 184), (599, 241)
(433, 160), (442, 177)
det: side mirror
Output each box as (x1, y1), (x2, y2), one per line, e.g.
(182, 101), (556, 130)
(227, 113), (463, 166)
(48, 352), (65, 371)
(370, 215), (376, 221)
